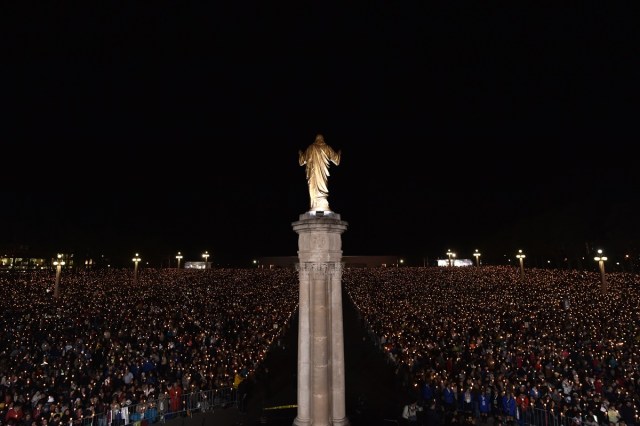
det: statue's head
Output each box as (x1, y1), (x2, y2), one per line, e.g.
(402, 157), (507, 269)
(315, 134), (325, 143)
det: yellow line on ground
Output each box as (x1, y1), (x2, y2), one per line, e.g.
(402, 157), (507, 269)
(263, 404), (298, 410)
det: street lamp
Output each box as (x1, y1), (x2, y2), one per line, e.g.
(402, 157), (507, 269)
(398, 259), (404, 268)
(446, 249), (456, 267)
(202, 251), (210, 269)
(516, 249), (525, 280)
(594, 249), (608, 293)
(473, 249), (481, 267)
(624, 253), (634, 273)
(176, 252), (183, 269)
(132, 253), (141, 284)
(53, 254), (65, 299)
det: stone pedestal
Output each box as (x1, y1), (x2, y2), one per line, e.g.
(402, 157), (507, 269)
(292, 211), (349, 426)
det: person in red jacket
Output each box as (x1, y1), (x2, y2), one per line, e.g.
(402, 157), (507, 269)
(5, 403), (24, 423)
(168, 381), (183, 414)
(515, 392), (529, 426)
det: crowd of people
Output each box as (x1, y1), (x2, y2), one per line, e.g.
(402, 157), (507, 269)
(343, 266), (640, 426)
(1, 264), (639, 426)
(0, 268), (298, 426)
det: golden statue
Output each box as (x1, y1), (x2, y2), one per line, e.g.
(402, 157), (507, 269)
(299, 134), (341, 212)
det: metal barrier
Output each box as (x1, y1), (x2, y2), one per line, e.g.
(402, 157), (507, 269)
(81, 388), (238, 426)
(521, 407), (577, 426)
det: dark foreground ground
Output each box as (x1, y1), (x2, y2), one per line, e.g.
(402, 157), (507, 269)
(166, 290), (416, 425)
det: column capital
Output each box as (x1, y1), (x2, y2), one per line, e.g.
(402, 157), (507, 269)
(297, 262), (344, 273)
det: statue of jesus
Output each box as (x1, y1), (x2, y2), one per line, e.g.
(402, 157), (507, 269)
(298, 134), (341, 212)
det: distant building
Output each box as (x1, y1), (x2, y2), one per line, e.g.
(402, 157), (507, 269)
(185, 261), (211, 269)
(437, 258), (474, 267)
(0, 244), (74, 270)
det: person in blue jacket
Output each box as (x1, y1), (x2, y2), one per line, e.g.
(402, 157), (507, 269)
(422, 380), (434, 405)
(502, 391), (517, 426)
(478, 388), (491, 424)
(442, 383), (456, 413)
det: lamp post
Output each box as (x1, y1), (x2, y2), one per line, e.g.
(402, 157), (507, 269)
(176, 252), (183, 269)
(473, 249), (481, 267)
(202, 251), (210, 269)
(624, 254), (633, 273)
(594, 249), (608, 293)
(53, 254), (65, 299)
(398, 259), (404, 268)
(516, 249), (525, 280)
(132, 253), (141, 284)
(446, 249), (456, 267)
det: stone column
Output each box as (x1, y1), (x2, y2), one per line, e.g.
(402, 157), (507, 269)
(329, 264), (348, 426)
(296, 262), (312, 424)
(292, 211), (349, 426)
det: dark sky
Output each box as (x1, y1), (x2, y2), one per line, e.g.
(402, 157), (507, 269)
(2, 3), (638, 267)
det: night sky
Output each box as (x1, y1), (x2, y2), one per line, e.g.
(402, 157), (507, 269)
(2, 3), (638, 267)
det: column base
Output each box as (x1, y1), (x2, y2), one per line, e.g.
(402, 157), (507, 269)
(293, 417), (311, 426)
(293, 418), (348, 426)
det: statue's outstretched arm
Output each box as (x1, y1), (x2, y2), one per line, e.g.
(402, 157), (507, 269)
(331, 149), (341, 166)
